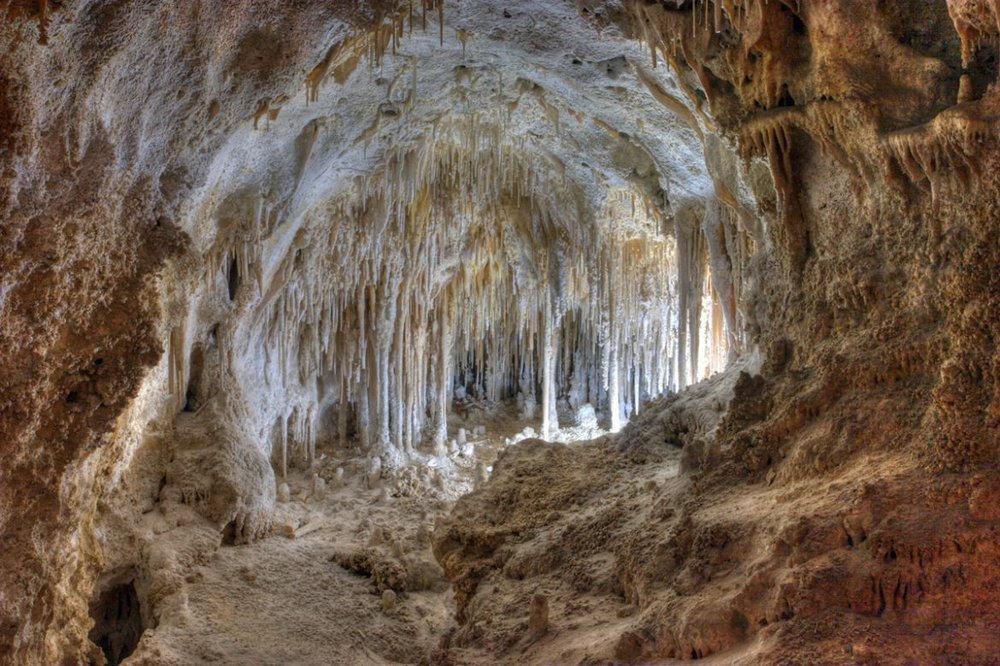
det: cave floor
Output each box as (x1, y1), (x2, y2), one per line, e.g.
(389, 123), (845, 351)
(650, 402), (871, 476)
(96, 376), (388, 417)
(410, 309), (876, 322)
(126, 403), (603, 665)
(130, 476), (452, 665)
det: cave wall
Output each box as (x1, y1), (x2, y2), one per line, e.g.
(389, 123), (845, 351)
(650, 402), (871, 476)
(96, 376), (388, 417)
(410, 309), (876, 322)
(432, 1), (1000, 663)
(0, 2), (396, 660)
(613, 0), (1000, 470)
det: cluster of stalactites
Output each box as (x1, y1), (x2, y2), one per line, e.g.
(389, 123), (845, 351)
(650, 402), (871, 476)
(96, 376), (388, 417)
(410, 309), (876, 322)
(447, 237), (692, 438)
(626, 0), (806, 108)
(181, 116), (740, 468)
(947, 0), (1000, 71)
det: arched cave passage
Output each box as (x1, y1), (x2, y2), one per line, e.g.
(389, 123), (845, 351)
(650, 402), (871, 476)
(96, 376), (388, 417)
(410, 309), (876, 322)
(1, 1), (997, 664)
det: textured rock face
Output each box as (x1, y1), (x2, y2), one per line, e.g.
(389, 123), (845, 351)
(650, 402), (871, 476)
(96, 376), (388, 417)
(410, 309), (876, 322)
(0, 1), (997, 664)
(433, 1), (1000, 664)
(0, 3), (397, 660)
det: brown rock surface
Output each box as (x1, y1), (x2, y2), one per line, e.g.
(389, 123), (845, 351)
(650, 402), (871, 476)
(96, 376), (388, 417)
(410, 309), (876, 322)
(433, 1), (1000, 664)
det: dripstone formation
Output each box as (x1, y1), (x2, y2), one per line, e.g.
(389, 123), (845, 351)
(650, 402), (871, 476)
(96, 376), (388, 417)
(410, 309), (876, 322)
(1, 1), (997, 664)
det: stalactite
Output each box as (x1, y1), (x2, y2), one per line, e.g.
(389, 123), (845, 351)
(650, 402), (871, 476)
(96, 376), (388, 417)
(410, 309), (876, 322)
(234, 109), (734, 461)
(947, 0), (1000, 77)
(280, 412), (288, 479)
(540, 285), (559, 439)
(168, 325), (186, 414)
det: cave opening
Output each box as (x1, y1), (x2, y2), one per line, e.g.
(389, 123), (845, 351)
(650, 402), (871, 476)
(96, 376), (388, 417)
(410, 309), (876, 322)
(87, 579), (145, 666)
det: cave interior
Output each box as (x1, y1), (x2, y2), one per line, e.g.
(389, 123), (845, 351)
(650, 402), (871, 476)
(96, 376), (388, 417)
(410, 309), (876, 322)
(0, 1), (998, 665)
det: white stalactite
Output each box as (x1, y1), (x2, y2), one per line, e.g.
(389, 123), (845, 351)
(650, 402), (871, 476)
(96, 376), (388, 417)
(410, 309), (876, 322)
(231, 115), (739, 462)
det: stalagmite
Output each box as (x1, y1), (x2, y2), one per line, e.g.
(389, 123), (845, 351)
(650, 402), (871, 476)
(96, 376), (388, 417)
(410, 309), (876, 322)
(365, 456), (382, 490)
(280, 414), (289, 480)
(527, 594), (549, 641)
(312, 474), (326, 500)
(608, 331), (623, 432)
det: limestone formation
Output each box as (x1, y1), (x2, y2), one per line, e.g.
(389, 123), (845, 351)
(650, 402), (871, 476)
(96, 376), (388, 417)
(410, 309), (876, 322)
(331, 548), (407, 595)
(0, 0), (997, 664)
(365, 456), (383, 490)
(311, 474), (326, 501)
(382, 589), (397, 614)
(527, 594), (549, 642)
(474, 461), (489, 486)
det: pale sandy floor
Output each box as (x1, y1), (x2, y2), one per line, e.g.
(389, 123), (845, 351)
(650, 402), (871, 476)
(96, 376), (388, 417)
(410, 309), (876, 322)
(129, 402), (604, 665)
(133, 478), (452, 665)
